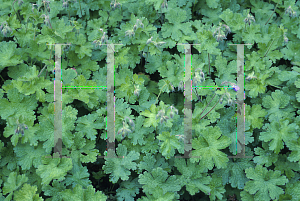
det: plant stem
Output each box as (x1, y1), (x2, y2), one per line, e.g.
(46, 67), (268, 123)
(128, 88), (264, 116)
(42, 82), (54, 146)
(264, 39), (275, 57)
(155, 83), (167, 104)
(38, 64), (47, 77)
(78, 0), (83, 16)
(34, 26), (36, 40)
(12, 0), (22, 23)
(193, 88), (201, 102)
(199, 93), (223, 121)
(208, 53), (210, 75)
(0, 75), (5, 82)
(44, 2), (53, 29)
(45, 45), (53, 79)
(265, 2), (278, 25)
(199, 91), (217, 118)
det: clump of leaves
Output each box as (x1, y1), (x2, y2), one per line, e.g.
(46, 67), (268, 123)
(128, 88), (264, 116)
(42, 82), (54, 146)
(242, 165), (288, 200)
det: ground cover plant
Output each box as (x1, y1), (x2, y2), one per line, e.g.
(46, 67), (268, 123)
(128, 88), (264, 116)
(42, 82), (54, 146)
(0, 0), (300, 200)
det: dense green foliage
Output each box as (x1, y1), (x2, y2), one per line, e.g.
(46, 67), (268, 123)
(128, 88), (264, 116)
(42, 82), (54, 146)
(0, 0), (300, 200)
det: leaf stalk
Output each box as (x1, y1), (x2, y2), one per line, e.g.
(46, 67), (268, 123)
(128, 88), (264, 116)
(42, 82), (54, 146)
(12, 0), (22, 23)
(264, 39), (275, 57)
(265, 3), (278, 25)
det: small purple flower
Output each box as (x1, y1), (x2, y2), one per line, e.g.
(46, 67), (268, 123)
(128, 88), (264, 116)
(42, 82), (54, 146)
(232, 84), (240, 91)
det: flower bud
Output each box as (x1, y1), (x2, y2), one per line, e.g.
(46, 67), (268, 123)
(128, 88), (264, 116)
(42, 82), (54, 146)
(216, 33), (226, 41)
(178, 81), (184, 91)
(125, 30), (135, 37)
(2, 29), (7, 37)
(161, 0), (168, 9)
(159, 109), (165, 116)
(200, 71), (205, 80)
(170, 83), (175, 92)
(219, 97), (223, 104)
(128, 119), (135, 128)
(62, 0), (68, 8)
(176, 135), (184, 142)
(168, 105), (178, 117)
(134, 85), (140, 97)
(125, 128), (131, 134)
(157, 42), (166, 46)
(284, 34), (288, 43)
(170, 112), (174, 119)
(193, 76), (201, 87)
(156, 112), (160, 119)
(101, 32), (106, 42)
(146, 37), (153, 45)
(244, 13), (255, 25)
(134, 89), (140, 97)
(222, 24), (231, 34)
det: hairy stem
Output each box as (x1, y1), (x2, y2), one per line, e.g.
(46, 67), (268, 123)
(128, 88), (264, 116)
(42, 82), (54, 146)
(199, 91), (217, 118)
(193, 88), (201, 102)
(34, 26), (36, 40)
(208, 53), (210, 75)
(13, 0), (22, 23)
(265, 2), (278, 25)
(78, 0), (83, 16)
(0, 75), (5, 82)
(199, 93), (223, 121)
(44, 2), (53, 29)
(38, 64), (47, 77)
(155, 83), (167, 104)
(264, 39), (275, 57)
